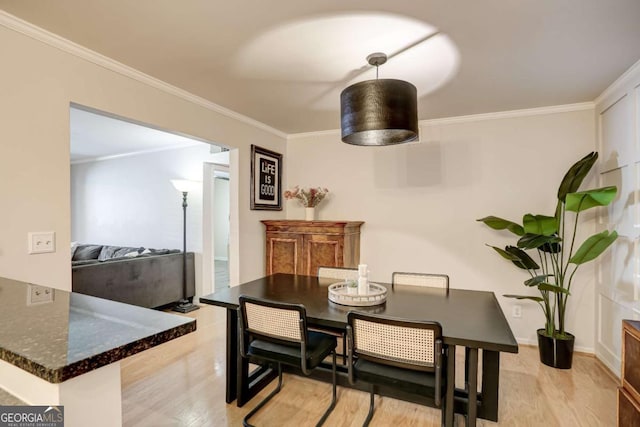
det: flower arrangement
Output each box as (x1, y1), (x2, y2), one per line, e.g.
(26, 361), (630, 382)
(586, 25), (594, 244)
(283, 186), (329, 208)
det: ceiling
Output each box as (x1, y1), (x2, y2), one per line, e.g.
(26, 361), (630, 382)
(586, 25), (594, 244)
(3, 1), (640, 135)
(70, 107), (209, 162)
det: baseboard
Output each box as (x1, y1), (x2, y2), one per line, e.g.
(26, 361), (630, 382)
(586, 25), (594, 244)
(596, 342), (622, 378)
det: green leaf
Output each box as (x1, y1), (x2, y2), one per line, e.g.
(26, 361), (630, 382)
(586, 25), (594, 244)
(524, 275), (553, 287)
(517, 233), (562, 250)
(565, 186), (618, 212)
(504, 246), (540, 270)
(540, 241), (562, 254)
(477, 216), (524, 236)
(537, 283), (570, 294)
(489, 245), (521, 261)
(503, 294), (544, 302)
(523, 214), (558, 236)
(489, 245), (540, 270)
(569, 230), (618, 265)
(557, 152), (598, 202)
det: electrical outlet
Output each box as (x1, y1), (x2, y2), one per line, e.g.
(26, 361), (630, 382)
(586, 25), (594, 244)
(28, 231), (55, 254)
(27, 284), (55, 305)
(512, 305), (522, 318)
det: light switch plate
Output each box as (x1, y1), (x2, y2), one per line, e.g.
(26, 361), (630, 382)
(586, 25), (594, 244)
(28, 231), (55, 254)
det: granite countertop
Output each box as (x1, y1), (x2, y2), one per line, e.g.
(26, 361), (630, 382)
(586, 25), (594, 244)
(0, 277), (196, 383)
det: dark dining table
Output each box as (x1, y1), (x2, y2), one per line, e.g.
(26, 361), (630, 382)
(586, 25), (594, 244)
(200, 273), (518, 427)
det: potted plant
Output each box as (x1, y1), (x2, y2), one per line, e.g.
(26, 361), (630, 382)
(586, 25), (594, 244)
(477, 152), (618, 369)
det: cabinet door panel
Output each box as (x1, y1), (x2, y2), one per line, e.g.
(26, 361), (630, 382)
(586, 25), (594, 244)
(623, 324), (640, 404)
(304, 235), (343, 276)
(619, 388), (640, 426)
(266, 234), (302, 275)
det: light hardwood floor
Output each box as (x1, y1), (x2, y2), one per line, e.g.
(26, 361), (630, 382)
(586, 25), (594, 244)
(214, 260), (229, 289)
(121, 305), (618, 426)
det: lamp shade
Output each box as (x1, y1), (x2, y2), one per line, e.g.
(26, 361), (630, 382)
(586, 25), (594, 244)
(171, 179), (200, 193)
(340, 78), (419, 146)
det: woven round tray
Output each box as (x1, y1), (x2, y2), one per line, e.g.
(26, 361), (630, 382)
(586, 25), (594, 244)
(328, 282), (387, 306)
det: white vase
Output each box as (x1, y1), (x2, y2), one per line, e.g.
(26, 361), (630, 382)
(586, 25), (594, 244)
(305, 207), (315, 221)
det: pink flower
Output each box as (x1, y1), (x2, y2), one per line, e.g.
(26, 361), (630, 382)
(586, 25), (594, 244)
(283, 186), (329, 207)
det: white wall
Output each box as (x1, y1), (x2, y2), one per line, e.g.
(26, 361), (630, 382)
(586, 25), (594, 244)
(287, 108), (597, 350)
(594, 59), (640, 376)
(0, 16), (286, 290)
(214, 177), (230, 260)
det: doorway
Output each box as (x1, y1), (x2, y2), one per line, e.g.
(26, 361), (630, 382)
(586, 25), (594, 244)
(70, 103), (238, 299)
(203, 155), (236, 293)
(213, 167), (230, 288)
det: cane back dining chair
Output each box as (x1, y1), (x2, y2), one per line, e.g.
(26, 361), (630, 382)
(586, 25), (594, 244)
(238, 295), (338, 427)
(346, 311), (449, 426)
(391, 272), (450, 291)
(318, 266), (359, 282)
(316, 266), (359, 363)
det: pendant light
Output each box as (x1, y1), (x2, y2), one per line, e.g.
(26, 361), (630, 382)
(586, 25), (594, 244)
(340, 52), (418, 146)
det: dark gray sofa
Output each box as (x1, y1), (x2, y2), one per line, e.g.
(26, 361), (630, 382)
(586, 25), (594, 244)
(71, 244), (195, 309)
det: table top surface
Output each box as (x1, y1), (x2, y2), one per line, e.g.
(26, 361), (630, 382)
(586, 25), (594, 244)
(0, 277), (196, 383)
(201, 274), (518, 353)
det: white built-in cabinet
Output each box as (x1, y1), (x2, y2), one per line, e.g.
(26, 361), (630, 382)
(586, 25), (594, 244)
(595, 61), (640, 376)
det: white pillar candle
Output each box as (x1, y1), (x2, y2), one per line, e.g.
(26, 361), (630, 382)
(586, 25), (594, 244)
(358, 277), (368, 295)
(358, 264), (368, 276)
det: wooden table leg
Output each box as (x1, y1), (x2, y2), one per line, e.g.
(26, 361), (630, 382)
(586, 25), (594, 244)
(465, 348), (478, 427)
(478, 350), (500, 421)
(225, 308), (238, 404)
(445, 345), (456, 427)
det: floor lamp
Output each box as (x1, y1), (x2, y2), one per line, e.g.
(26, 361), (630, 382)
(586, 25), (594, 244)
(171, 179), (200, 313)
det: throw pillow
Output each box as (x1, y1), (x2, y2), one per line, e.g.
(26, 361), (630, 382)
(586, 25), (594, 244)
(97, 245), (120, 261)
(70, 241), (79, 258)
(112, 246), (141, 259)
(98, 246), (143, 261)
(72, 244), (103, 261)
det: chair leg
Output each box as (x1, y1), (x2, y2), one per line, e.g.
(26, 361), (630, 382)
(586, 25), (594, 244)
(342, 334), (347, 365)
(363, 385), (375, 427)
(243, 363), (283, 427)
(316, 350), (337, 426)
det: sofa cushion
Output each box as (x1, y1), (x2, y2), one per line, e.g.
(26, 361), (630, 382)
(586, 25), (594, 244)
(98, 245), (143, 261)
(72, 244), (103, 261)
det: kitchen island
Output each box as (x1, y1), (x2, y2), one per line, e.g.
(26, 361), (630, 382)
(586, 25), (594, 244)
(0, 277), (196, 427)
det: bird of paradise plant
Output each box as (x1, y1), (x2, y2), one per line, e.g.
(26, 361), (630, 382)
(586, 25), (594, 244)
(477, 152), (618, 340)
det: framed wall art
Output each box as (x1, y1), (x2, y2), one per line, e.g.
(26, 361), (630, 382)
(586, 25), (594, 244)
(250, 144), (282, 210)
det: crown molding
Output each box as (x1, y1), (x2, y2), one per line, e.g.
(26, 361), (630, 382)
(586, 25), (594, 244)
(70, 141), (204, 165)
(287, 102), (595, 140)
(594, 58), (640, 107)
(420, 102), (594, 126)
(0, 10), (288, 140)
(287, 129), (341, 140)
